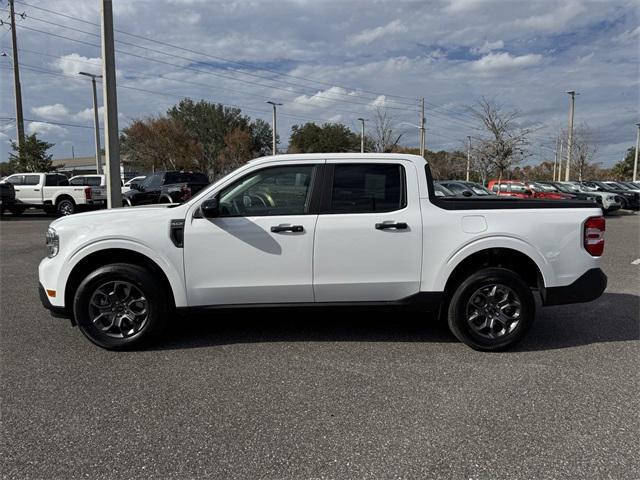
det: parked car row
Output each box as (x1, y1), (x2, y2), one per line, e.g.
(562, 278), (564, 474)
(2, 169), (637, 218)
(0, 171), (211, 217)
(432, 178), (639, 215)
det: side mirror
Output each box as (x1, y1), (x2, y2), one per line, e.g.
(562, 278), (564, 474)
(131, 183), (142, 191)
(201, 198), (219, 218)
(462, 190), (473, 197)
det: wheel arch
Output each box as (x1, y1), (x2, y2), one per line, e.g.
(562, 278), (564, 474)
(64, 247), (183, 320)
(442, 246), (546, 298)
(55, 193), (76, 205)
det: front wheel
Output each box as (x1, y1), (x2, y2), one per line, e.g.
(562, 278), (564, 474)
(73, 263), (169, 349)
(447, 267), (535, 351)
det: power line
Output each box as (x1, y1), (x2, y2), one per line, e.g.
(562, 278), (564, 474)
(13, 0), (422, 105)
(18, 13), (422, 113)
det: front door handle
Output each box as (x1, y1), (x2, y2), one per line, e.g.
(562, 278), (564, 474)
(271, 224), (304, 233)
(375, 222), (408, 230)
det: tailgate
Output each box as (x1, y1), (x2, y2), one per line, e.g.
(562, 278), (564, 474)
(91, 187), (107, 200)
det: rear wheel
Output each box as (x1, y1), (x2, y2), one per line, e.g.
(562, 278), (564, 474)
(447, 267), (535, 351)
(73, 263), (169, 350)
(56, 198), (76, 216)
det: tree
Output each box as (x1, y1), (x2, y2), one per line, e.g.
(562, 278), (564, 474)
(372, 108), (402, 153)
(610, 147), (635, 180)
(167, 98), (270, 178)
(566, 124), (598, 181)
(120, 116), (203, 172)
(8, 134), (56, 172)
(219, 128), (253, 175)
(469, 98), (533, 181)
(288, 122), (360, 153)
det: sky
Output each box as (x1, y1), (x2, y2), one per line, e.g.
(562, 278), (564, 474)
(0, 0), (638, 167)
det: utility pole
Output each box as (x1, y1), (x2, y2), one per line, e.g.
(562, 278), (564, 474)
(419, 97), (426, 158)
(357, 117), (367, 153)
(101, 0), (122, 208)
(634, 123), (640, 182)
(79, 72), (103, 174)
(466, 135), (471, 181)
(565, 91), (577, 181)
(8, 0), (24, 150)
(266, 101), (282, 155)
(557, 138), (564, 181)
(553, 136), (559, 182)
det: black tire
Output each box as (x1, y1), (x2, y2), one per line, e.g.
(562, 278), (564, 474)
(56, 198), (76, 216)
(617, 197), (627, 210)
(73, 263), (169, 350)
(447, 267), (535, 351)
(9, 206), (25, 216)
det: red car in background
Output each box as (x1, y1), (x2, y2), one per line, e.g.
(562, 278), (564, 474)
(487, 180), (574, 200)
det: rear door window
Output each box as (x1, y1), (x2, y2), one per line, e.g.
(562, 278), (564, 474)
(330, 164), (405, 213)
(23, 175), (41, 186)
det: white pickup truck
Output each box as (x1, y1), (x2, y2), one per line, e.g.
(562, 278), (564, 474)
(38, 154), (607, 351)
(2, 172), (106, 216)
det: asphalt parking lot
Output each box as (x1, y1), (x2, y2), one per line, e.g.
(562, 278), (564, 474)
(1, 211), (638, 480)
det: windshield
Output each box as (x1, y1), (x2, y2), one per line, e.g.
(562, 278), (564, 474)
(531, 182), (557, 192)
(607, 182), (629, 190)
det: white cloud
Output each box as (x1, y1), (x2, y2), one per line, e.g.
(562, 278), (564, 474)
(471, 52), (543, 72)
(348, 19), (407, 45)
(471, 40), (504, 54)
(292, 86), (354, 110)
(30, 104), (104, 123)
(73, 106), (105, 122)
(54, 53), (102, 76)
(370, 95), (387, 108)
(444, 0), (493, 13)
(26, 122), (68, 137)
(513, 1), (585, 32)
(30, 104), (71, 121)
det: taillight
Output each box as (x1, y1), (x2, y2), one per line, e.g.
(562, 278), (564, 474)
(584, 216), (605, 256)
(84, 186), (92, 200)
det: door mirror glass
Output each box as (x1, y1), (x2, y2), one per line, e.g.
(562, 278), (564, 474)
(462, 190), (473, 197)
(201, 198), (219, 218)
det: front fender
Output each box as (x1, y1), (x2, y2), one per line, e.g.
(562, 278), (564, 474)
(61, 238), (187, 308)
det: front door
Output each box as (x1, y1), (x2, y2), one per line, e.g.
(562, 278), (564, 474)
(184, 163), (321, 306)
(313, 160), (423, 302)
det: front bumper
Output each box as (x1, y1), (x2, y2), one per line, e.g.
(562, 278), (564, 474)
(541, 268), (607, 306)
(38, 283), (70, 318)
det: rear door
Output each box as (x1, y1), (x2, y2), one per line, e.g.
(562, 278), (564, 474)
(20, 174), (43, 204)
(313, 160), (423, 302)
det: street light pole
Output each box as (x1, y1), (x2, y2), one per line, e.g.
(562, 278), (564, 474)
(557, 138), (564, 182)
(419, 98), (425, 158)
(357, 117), (367, 153)
(101, 0), (122, 209)
(565, 91), (577, 182)
(634, 123), (640, 182)
(79, 72), (103, 174)
(553, 136), (559, 182)
(466, 135), (471, 181)
(266, 101), (282, 155)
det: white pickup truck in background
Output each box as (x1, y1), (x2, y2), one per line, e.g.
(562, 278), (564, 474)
(38, 153), (607, 351)
(2, 172), (106, 216)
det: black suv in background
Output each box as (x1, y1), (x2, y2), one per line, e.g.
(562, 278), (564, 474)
(0, 181), (16, 215)
(581, 181), (640, 210)
(123, 171), (210, 206)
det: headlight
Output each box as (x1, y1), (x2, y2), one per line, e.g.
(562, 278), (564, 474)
(45, 227), (59, 258)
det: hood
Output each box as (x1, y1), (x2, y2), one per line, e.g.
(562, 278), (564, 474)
(50, 203), (184, 229)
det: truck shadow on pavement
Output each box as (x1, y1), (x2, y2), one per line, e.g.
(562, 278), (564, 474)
(155, 292), (639, 352)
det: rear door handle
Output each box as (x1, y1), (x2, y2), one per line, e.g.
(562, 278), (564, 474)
(375, 222), (408, 230)
(271, 224), (304, 233)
